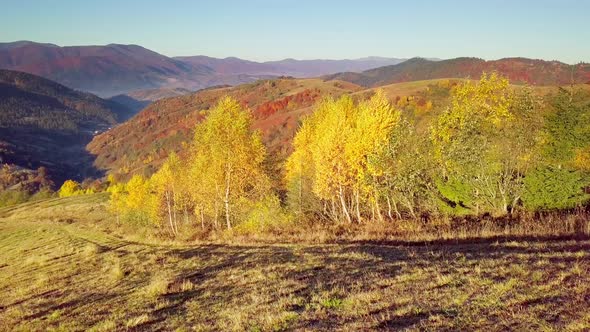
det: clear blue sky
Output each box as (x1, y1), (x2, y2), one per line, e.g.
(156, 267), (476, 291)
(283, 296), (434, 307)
(1, 0), (588, 63)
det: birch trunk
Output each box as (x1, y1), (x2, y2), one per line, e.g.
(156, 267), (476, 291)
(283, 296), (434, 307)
(339, 185), (353, 223)
(224, 165), (232, 230)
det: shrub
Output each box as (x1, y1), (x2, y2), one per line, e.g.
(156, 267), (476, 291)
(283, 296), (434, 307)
(0, 190), (31, 207)
(29, 188), (54, 201)
(522, 166), (590, 211)
(58, 180), (82, 198)
(236, 195), (292, 234)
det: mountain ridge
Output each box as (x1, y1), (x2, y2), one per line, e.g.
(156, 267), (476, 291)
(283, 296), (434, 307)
(324, 57), (590, 87)
(0, 41), (407, 97)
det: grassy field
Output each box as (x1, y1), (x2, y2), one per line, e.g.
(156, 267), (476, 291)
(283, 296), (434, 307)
(1, 195), (589, 331)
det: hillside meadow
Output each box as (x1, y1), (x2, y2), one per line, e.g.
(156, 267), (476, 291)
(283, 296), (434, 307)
(1, 194), (589, 331)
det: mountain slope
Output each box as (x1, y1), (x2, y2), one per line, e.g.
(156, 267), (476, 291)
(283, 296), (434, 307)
(126, 87), (193, 101)
(87, 73), (590, 182)
(0, 41), (212, 97)
(87, 78), (363, 177)
(108, 87), (194, 115)
(0, 41), (407, 97)
(0, 70), (131, 184)
(175, 56), (278, 75)
(325, 57), (590, 87)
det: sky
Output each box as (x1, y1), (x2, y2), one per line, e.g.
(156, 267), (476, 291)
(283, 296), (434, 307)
(1, 0), (589, 63)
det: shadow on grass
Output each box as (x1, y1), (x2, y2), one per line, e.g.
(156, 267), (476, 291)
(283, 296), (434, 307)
(139, 233), (590, 330)
(7, 231), (589, 331)
(345, 233), (590, 248)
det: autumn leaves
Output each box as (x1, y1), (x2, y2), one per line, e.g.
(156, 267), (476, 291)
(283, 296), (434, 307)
(107, 73), (590, 236)
(286, 73), (589, 222)
(108, 97), (271, 234)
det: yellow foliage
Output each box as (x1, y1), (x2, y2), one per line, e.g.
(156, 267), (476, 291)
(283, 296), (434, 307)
(108, 174), (156, 225)
(286, 89), (401, 222)
(432, 72), (513, 173)
(236, 195), (291, 234)
(106, 174), (117, 187)
(108, 97), (270, 232)
(430, 73), (541, 215)
(150, 152), (189, 233)
(189, 96), (270, 229)
(120, 165), (130, 174)
(58, 180), (81, 198)
(125, 175), (150, 211)
(574, 147), (590, 171)
(309, 95), (356, 199)
(143, 154), (154, 165)
(348, 89), (401, 186)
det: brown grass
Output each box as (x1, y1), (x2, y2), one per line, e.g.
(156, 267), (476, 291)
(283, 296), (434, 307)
(221, 210), (590, 245)
(0, 195), (589, 331)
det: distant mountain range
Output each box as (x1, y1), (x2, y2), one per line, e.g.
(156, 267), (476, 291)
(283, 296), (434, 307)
(2, 41), (589, 100)
(0, 69), (131, 183)
(0, 41), (209, 97)
(176, 55), (407, 77)
(325, 57), (590, 87)
(0, 41), (406, 97)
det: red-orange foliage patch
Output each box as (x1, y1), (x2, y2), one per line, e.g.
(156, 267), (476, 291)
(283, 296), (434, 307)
(254, 89), (320, 119)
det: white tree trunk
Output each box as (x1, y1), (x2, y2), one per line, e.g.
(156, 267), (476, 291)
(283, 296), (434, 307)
(224, 166), (232, 230)
(339, 185), (352, 223)
(166, 190), (175, 236)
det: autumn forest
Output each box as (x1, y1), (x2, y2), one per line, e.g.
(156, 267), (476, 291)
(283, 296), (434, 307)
(43, 73), (587, 240)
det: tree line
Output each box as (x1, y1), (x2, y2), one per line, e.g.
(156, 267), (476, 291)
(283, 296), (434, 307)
(97, 73), (590, 236)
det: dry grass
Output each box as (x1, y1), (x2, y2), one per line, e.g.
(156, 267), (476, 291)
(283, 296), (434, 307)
(144, 273), (171, 298)
(0, 195), (589, 331)
(223, 211), (590, 245)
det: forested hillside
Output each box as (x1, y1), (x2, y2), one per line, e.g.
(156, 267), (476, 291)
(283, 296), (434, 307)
(88, 75), (583, 182)
(0, 42), (206, 96)
(0, 70), (131, 186)
(87, 78), (363, 178)
(325, 57), (590, 87)
(85, 73), (590, 238)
